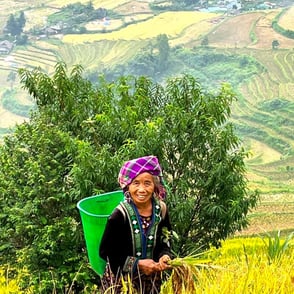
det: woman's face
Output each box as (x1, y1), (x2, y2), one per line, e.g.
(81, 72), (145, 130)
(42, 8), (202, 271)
(128, 172), (155, 207)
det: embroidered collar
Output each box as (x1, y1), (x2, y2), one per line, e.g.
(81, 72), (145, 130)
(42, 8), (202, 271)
(120, 198), (162, 258)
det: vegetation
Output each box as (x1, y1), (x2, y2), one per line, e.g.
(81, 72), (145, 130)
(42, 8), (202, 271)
(48, 2), (106, 24)
(278, 6), (294, 31)
(0, 1), (293, 292)
(272, 39), (280, 49)
(2, 10), (28, 45)
(0, 62), (258, 291)
(0, 267), (22, 294)
(0, 2), (292, 201)
(163, 232), (294, 293)
(4, 11), (26, 36)
(1, 233), (294, 293)
(272, 8), (294, 39)
(190, 233), (294, 293)
(43, 2), (112, 35)
(62, 11), (218, 43)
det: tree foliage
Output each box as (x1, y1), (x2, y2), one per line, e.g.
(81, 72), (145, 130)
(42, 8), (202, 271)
(156, 34), (170, 71)
(272, 39), (280, 50)
(0, 62), (258, 291)
(4, 11), (26, 36)
(47, 2), (108, 28)
(171, 0), (201, 8)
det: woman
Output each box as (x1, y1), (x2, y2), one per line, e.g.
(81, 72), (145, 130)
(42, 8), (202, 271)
(99, 155), (172, 293)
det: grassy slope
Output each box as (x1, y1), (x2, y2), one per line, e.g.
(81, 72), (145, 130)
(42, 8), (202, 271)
(0, 0), (293, 235)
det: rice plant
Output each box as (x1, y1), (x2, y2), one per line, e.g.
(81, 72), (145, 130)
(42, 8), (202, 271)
(3, 235), (294, 293)
(0, 267), (22, 294)
(160, 252), (221, 294)
(262, 230), (294, 264)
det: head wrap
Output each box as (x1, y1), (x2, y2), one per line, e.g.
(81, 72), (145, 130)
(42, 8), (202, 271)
(118, 155), (166, 199)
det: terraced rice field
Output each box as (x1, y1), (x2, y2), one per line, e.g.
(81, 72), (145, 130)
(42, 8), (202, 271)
(62, 11), (218, 43)
(0, 45), (58, 74)
(208, 9), (294, 49)
(115, 0), (153, 14)
(208, 12), (262, 48)
(85, 13), (153, 32)
(24, 7), (59, 31)
(239, 50), (294, 103)
(251, 9), (294, 49)
(0, 0), (293, 239)
(169, 17), (220, 47)
(49, 0), (132, 9)
(57, 40), (148, 70)
(0, 1), (293, 200)
(236, 193), (294, 235)
(278, 5), (294, 30)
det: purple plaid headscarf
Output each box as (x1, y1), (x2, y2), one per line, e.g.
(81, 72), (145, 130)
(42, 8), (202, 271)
(118, 155), (166, 199)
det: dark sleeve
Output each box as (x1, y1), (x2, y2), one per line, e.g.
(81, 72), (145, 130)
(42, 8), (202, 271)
(99, 208), (138, 275)
(154, 207), (173, 261)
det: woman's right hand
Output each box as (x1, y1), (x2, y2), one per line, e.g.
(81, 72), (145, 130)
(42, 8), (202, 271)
(138, 259), (161, 275)
(158, 254), (171, 271)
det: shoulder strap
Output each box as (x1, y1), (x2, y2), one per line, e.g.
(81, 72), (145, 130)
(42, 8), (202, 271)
(160, 200), (166, 219)
(117, 202), (127, 222)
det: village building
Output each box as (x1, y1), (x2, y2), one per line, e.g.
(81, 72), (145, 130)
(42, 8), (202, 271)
(0, 40), (14, 55)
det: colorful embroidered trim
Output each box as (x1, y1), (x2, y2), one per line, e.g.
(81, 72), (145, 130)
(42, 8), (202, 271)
(122, 256), (138, 273)
(120, 199), (162, 259)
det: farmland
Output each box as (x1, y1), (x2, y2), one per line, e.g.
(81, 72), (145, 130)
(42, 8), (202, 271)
(0, 2), (294, 293)
(0, 0), (293, 236)
(278, 5), (294, 30)
(62, 11), (219, 43)
(1, 234), (294, 293)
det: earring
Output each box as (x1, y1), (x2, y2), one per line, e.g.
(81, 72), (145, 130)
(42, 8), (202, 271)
(124, 191), (131, 203)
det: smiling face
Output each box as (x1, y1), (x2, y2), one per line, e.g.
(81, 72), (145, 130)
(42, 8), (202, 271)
(128, 172), (155, 207)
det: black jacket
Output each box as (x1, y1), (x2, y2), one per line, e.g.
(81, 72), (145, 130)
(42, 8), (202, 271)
(99, 200), (172, 275)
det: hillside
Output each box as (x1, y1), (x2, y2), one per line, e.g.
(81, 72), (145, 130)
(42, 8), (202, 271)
(0, 0), (293, 209)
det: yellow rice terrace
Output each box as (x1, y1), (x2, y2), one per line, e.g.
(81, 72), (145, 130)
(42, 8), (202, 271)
(2, 233), (293, 293)
(184, 234), (294, 294)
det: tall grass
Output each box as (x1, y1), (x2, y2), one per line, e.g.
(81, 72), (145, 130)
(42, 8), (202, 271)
(160, 234), (294, 293)
(262, 230), (294, 264)
(2, 234), (294, 293)
(0, 267), (23, 294)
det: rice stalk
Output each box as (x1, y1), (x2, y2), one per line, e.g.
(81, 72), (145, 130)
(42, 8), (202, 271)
(165, 255), (221, 294)
(120, 275), (135, 294)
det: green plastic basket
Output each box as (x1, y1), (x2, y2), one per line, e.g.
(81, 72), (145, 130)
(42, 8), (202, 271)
(77, 191), (124, 276)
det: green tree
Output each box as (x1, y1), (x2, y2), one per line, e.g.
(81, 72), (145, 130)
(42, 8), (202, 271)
(156, 34), (170, 72)
(272, 39), (280, 50)
(7, 71), (16, 89)
(4, 11), (26, 36)
(171, 0), (201, 7)
(0, 62), (258, 291)
(18, 11), (26, 29)
(5, 14), (19, 36)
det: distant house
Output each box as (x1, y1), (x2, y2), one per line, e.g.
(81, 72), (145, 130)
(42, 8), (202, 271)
(263, 2), (277, 9)
(43, 23), (63, 35)
(0, 40), (14, 55)
(227, 0), (242, 10)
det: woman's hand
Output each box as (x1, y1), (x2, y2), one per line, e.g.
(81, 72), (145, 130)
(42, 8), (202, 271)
(138, 255), (172, 275)
(158, 254), (172, 271)
(138, 259), (159, 275)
